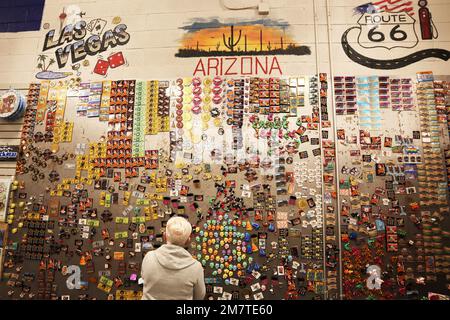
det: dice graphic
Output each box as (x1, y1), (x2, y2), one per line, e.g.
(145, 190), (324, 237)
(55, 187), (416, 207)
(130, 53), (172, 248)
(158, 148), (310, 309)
(108, 52), (125, 69)
(93, 59), (109, 76)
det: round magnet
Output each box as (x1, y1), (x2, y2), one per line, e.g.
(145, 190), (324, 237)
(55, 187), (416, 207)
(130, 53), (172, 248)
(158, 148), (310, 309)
(183, 78), (192, 86)
(192, 106), (201, 114)
(203, 104), (211, 112)
(193, 96), (202, 106)
(213, 96), (223, 104)
(182, 113), (192, 122)
(193, 86), (202, 96)
(202, 113), (211, 122)
(211, 108), (220, 118)
(192, 134), (201, 144)
(212, 87), (222, 95)
(203, 95), (211, 104)
(192, 77), (201, 87)
(213, 77), (223, 86)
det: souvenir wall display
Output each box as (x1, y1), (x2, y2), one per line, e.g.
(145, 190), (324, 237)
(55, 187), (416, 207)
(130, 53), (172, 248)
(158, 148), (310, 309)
(334, 72), (449, 300)
(0, 73), (449, 301)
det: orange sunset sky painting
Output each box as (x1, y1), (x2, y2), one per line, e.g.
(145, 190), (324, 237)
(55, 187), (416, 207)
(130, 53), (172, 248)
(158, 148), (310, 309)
(181, 24), (296, 51)
(176, 18), (311, 57)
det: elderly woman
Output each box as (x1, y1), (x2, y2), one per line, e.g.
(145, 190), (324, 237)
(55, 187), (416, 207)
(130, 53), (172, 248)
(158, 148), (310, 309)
(141, 216), (205, 300)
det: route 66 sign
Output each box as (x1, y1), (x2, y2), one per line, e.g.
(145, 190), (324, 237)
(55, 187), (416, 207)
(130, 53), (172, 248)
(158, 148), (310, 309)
(357, 12), (418, 50)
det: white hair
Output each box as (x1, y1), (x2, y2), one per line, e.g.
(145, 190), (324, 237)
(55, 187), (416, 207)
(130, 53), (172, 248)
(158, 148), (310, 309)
(165, 216), (192, 246)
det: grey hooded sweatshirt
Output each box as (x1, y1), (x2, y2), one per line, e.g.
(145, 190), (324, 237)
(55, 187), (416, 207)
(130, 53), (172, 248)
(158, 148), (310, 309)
(141, 244), (206, 300)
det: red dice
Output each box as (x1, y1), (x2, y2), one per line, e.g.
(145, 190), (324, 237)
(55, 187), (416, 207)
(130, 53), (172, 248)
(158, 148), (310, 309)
(94, 59), (109, 76)
(108, 52), (125, 69)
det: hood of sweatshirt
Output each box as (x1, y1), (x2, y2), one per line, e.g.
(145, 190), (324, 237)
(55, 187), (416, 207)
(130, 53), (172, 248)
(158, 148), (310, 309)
(154, 244), (196, 270)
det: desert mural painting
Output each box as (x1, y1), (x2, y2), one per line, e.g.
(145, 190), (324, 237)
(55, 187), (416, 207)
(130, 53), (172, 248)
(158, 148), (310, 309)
(176, 18), (311, 57)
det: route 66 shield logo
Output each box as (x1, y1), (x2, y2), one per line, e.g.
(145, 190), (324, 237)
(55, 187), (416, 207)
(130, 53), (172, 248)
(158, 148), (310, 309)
(357, 12), (418, 50)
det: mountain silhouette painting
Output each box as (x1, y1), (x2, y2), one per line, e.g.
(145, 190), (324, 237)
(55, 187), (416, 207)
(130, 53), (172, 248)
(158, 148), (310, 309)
(176, 18), (311, 58)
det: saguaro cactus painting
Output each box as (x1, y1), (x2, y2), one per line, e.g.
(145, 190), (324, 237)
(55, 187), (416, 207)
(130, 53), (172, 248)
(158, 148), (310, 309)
(176, 18), (311, 57)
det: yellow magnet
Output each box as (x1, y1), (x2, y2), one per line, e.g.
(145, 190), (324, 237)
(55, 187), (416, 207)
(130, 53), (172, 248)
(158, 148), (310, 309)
(214, 118), (222, 127)
(201, 113), (211, 122)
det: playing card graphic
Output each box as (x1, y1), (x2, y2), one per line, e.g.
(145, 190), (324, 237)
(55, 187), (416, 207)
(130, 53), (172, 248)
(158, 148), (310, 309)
(87, 18), (107, 36)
